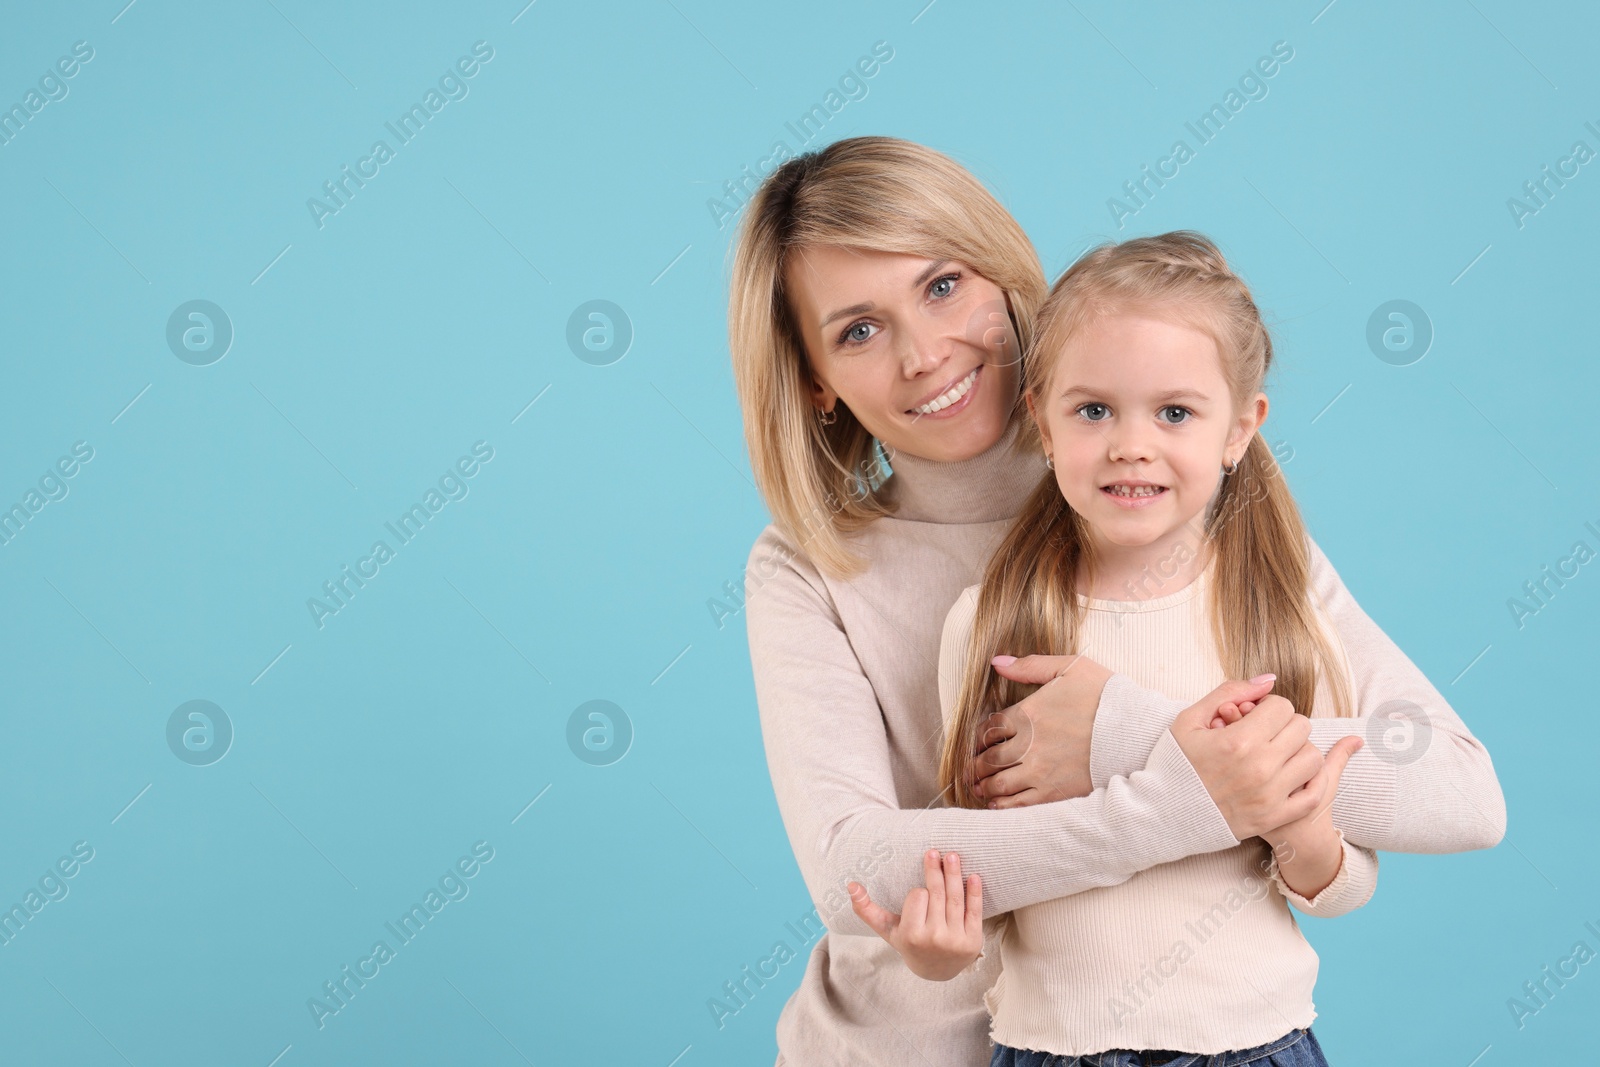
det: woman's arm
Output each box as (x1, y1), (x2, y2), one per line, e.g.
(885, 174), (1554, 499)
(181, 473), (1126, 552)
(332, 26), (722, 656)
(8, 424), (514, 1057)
(744, 527), (1240, 938)
(1086, 535), (1507, 853)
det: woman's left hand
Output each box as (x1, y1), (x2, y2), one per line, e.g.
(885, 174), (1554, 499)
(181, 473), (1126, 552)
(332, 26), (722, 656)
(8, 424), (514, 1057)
(847, 849), (984, 982)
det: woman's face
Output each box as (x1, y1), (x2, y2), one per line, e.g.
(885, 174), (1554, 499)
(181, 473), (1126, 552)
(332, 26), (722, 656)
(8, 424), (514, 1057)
(784, 245), (1022, 464)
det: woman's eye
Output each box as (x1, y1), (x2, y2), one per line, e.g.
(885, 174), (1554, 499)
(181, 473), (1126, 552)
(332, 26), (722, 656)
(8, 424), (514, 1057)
(1158, 406), (1192, 425)
(840, 321), (877, 346)
(1076, 403), (1110, 422)
(929, 273), (959, 299)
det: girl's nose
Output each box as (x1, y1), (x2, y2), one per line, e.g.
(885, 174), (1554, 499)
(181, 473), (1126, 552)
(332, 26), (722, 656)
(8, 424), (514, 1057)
(1106, 426), (1157, 463)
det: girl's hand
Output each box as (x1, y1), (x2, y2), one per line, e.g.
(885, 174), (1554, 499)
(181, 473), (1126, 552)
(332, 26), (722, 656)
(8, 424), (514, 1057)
(1261, 735), (1364, 898)
(1208, 698), (1257, 729)
(847, 849), (983, 981)
(1263, 734), (1363, 841)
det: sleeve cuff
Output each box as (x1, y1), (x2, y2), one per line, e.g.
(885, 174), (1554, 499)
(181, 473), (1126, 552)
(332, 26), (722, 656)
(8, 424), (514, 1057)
(1143, 728), (1240, 853)
(1268, 829), (1378, 916)
(1090, 673), (1185, 791)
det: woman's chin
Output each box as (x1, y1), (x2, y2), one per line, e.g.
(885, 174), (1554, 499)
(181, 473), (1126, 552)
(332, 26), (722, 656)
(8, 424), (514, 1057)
(904, 407), (1010, 462)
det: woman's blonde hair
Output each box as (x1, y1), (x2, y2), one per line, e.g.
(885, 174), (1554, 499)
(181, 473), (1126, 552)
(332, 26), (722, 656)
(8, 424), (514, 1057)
(939, 230), (1354, 809)
(727, 136), (1047, 577)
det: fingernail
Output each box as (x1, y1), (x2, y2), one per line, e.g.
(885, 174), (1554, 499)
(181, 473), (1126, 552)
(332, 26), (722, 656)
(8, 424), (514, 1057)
(1249, 673), (1276, 684)
(992, 655), (1017, 666)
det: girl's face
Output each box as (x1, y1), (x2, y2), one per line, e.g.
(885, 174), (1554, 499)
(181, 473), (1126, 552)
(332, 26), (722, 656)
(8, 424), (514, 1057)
(784, 245), (1021, 463)
(1027, 311), (1266, 559)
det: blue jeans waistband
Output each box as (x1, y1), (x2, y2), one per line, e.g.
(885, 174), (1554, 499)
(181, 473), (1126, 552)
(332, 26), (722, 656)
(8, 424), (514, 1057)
(990, 1026), (1326, 1067)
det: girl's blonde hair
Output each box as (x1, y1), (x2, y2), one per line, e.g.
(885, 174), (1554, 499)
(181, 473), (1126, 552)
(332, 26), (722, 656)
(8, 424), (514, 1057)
(939, 230), (1354, 809)
(727, 136), (1048, 577)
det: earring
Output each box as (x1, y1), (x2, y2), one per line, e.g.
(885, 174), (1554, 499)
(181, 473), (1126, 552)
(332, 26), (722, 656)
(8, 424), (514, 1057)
(818, 407), (837, 426)
(1223, 458), (1239, 475)
(1045, 453), (1054, 470)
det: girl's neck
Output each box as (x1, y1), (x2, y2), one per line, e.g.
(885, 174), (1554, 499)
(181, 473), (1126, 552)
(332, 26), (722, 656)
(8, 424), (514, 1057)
(1075, 520), (1213, 603)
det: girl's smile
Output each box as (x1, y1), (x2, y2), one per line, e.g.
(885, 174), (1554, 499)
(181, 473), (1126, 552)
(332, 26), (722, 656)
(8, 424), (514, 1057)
(1099, 479), (1168, 508)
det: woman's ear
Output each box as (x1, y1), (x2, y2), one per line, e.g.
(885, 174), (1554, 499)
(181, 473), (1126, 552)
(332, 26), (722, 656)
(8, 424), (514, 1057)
(809, 370), (839, 414)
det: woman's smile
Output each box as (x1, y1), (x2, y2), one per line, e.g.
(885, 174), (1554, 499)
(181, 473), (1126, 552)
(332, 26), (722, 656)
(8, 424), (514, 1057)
(909, 365), (983, 420)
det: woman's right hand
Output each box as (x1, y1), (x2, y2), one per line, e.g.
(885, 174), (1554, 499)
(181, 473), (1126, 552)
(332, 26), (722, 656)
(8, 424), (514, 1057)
(847, 849), (983, 982)
(967, 653), (1114, 806)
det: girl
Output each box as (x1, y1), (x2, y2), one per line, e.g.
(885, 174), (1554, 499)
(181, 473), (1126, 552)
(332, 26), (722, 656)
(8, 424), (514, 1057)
(852, 231), (1383, 1065)
(730, 137), (1505, 1067)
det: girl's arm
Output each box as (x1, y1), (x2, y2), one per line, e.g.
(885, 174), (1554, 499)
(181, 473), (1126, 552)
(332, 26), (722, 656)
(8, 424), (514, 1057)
(1083, 535), (1506, 854)
(744, 527), (1239, 939)
(1223, 701), (1377, 918)
(1269, 834), (1379, 918)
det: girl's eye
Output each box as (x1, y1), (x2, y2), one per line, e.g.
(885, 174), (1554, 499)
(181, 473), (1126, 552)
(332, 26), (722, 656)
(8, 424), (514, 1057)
(1076, 402), (1110, 422)
(928, 272), (960, 299)
(1158, 405), (1192, 425)
(838, 321), (877, 346)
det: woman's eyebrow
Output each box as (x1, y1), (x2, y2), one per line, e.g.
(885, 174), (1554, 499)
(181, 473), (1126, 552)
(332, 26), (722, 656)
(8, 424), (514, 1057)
(818, 260), (951, 330)
(821, 302), (873, 329)
(910, 259), (951, 289)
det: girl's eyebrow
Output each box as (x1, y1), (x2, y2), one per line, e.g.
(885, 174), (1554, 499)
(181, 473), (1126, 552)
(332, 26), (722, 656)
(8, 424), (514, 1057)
(1057, 385), (1211, 405)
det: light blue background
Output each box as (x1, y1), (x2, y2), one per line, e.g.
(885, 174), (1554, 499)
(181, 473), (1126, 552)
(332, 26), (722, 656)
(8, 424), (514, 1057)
(0, 1), (1594, 1064)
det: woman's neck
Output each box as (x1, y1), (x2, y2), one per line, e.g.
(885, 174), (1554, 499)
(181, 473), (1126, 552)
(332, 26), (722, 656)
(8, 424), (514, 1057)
(880, 416), (1045, 524)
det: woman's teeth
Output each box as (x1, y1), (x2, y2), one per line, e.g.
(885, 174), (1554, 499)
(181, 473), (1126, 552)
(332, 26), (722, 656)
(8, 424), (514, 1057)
(912, 367), (979, 414)
(1103, 485), (1164, 497)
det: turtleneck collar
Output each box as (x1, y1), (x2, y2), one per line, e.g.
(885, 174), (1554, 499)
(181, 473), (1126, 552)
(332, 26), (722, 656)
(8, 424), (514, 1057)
(878, 414), (1048, 525)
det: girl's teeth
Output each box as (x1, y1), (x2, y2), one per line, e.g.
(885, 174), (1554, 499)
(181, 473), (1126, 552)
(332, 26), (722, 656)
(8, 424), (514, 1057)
(1106, 485), (1162, 497)
(913, 367), (979, 414)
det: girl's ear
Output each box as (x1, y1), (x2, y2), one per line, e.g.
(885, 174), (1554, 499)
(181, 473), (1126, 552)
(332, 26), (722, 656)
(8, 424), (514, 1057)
(1024, 391), (1052, 451)
(1226, 392), (1269, 461)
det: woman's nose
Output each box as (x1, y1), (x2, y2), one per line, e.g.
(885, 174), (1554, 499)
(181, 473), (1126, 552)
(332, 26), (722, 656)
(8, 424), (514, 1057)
(895, 321), (948, 378)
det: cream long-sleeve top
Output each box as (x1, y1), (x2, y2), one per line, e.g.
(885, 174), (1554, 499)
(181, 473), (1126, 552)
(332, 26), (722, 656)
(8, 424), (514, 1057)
(743, 416), (1505, 1067)
(938, 561), (1377, 1056)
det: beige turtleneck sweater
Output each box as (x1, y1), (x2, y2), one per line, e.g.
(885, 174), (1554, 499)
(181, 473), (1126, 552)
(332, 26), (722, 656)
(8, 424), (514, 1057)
(939, 562), (1377, 1055)
(743, 417), (1504, 1067)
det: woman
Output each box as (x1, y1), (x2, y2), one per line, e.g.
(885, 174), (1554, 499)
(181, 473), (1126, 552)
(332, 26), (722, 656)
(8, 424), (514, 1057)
(727, 137), (1504, 1066)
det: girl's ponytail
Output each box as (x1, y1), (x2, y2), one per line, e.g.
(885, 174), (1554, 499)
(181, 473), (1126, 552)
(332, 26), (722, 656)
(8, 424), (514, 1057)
(937, 473), (1090, 811)
(1208, 433), (1353, 723)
